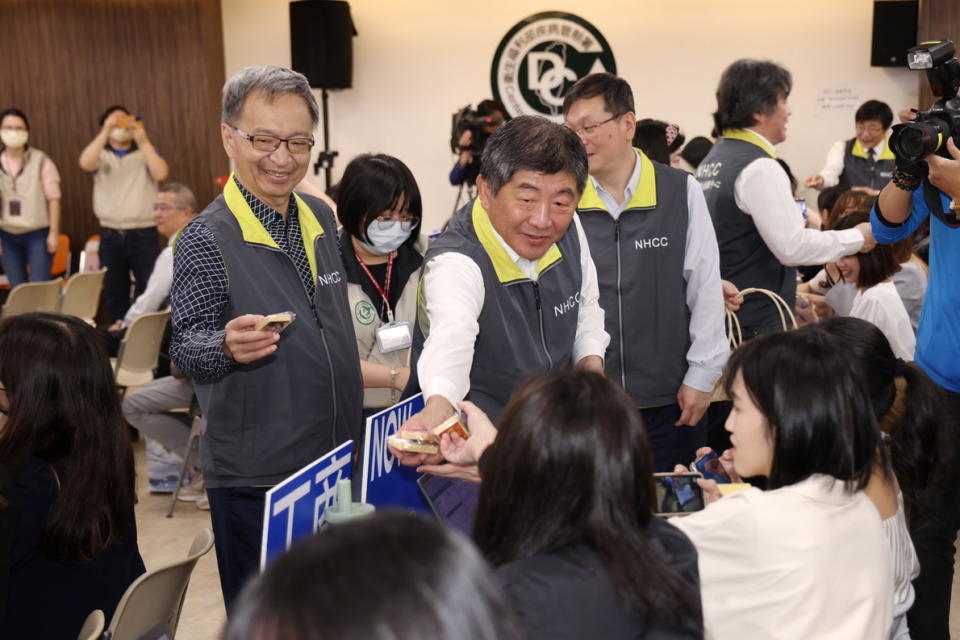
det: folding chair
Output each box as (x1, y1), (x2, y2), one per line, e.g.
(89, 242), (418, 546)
(102, 528), (214, 640)
(59, 268), (107, 325)
(50, 233), (72, 278)
(113, 309), (170, 395)
(1, 279), (63, 318)
(76, 609), (105, 640)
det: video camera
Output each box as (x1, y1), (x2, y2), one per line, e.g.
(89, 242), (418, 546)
(889, 40), (960, 164)
(450, 106), (504, 154)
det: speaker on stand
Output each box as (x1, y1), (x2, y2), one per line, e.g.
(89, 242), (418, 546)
(289, 0), (356, 190)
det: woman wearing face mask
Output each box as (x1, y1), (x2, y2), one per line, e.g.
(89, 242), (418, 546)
(0, 108), (62, 287)
(335, 154), (424, 417)
(78, 105), (168, 323)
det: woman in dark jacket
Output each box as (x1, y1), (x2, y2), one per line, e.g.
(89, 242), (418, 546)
(471, 371), (703, 639)
(0, 313), (144, 639)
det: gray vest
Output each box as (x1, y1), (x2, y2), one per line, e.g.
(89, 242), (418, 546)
(407, 199), (582, 424)
(577, 154), (690, 407)
(839, 138), (895, 191)
(190, 189), (363, 488)
(698, 135), (795, 337)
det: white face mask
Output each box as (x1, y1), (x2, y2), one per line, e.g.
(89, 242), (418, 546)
(110, 127), (132, 143)
(1, 130), (28, 148)
(359, 220), (412, 255)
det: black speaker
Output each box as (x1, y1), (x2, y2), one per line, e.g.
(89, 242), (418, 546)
(871, 0), (919, 67)
(290, 1), (356, 89)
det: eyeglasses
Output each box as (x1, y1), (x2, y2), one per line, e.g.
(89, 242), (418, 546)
(153, 204), (184, 212)
(566, 113), (624, 138)
(227, 124), (315, 155)
(856, 123), (885, 135)
(372, 213), (420, 231)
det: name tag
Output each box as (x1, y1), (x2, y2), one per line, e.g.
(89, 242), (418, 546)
(375, 321), (413, 353)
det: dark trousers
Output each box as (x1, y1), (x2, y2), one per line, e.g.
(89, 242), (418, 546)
(99, 226), (160, 321)
(907, 387), (960, 639)
(207, 485), (270, 613)
(641, 403), (707, 472)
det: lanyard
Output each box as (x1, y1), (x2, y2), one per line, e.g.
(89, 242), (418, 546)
(355, 251), (395, 322)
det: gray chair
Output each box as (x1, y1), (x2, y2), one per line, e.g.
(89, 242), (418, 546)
(103, 528), (214, 640)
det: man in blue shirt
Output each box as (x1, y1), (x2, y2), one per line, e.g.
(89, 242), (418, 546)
(871, 135), (960, 639)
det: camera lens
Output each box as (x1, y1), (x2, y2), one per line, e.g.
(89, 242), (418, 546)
(891, 121), (946, 164)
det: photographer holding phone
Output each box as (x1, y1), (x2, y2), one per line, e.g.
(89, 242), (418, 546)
(78, 105), (168, 322)
(670, 329), (893, 639)
(169, 66), (362, 610)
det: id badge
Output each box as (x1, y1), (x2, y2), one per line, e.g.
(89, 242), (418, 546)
(8, 200), (20, 217)
(375, 321), (413, 353)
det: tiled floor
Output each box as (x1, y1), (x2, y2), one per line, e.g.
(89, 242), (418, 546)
(133, 442), (225, 640)
(133, 440), (960, 639)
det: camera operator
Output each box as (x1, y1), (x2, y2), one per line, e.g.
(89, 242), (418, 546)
(871, 39), (960, 639)
(449, 99), (507, 186)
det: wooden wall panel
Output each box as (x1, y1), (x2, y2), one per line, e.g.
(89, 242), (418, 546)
(0, 0), (227, 269)
(917, 0), (960, 108)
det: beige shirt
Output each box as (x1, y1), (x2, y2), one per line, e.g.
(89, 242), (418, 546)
(672, 474), (893, 639)
(92, 148), (157, 229)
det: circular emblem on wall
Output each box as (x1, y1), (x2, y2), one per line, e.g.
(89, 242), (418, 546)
(491, 12), (617, 120)
(355, 300), (376, 326)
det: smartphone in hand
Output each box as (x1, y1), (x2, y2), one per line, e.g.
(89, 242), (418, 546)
(690, 452), (732, 484)
(653, 472), (705, 516)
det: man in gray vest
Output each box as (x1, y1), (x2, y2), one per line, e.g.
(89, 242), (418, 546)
(563, 73), (729, 471)
(699, 59), (876, 338)
(395, 116), (609, 464)
(169, 65), (362, 610)
(805, 100), (896, 194)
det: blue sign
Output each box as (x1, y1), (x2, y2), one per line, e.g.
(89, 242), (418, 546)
(361, 394), (431, 513)
(260, 440), (354, 568)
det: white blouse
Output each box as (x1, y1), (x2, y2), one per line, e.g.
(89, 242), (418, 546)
(850, 281), (916, 361)
(671, 475), (893, 640)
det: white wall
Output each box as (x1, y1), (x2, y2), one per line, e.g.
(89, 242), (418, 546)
(222, 0), (919, 232)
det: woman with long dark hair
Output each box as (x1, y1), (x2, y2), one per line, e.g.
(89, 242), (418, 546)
(471, 370), (702, 639)
(817, 316), (952, 638)
(0, 312), (144, 638)
(672, 328), (893, 638)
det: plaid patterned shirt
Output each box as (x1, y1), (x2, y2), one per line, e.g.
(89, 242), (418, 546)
(169, 177), (316, 382)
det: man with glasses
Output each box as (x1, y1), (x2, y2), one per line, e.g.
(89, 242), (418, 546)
(103, 182), (196, 347)
(805, 100), (896, 194)
(169, 65), (362, 610)
(562, 73), (728, 471)
(393, 115), (609, 459)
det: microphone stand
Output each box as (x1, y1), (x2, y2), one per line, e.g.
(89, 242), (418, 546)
(313, 88), (338, 189)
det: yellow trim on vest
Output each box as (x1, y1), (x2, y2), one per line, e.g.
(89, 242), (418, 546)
(222, 175), (325, 280)
(720, 129), (777, 158)
(470, 199), (562, 283)
(577, 149), (658, 212)
(851, 138), (895, 161)
(293, 192), (324, 281)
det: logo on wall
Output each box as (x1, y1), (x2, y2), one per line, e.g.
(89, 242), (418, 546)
(491, 12), (616, 120)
